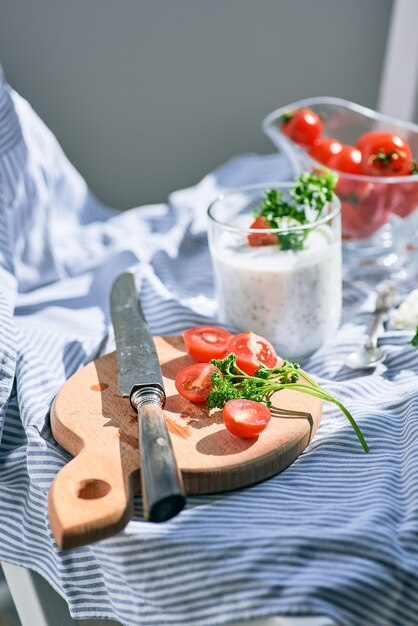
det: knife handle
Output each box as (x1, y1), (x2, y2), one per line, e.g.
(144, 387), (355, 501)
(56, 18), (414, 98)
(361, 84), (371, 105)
(133, 388), (186, 522)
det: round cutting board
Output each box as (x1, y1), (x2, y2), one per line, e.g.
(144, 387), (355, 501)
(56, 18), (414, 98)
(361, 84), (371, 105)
(49, 336), (321, 549)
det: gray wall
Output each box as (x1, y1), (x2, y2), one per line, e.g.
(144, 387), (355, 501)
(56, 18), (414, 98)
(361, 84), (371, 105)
(0, 0), (393, 209)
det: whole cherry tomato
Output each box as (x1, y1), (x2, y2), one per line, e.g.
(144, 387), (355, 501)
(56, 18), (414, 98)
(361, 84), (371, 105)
(280, 108), (323, 147)
(227, 332), (278, 375)
(308, 138), (343, 165)
(361, 133), (412, 176)
(340, 184), (390, 240)
(247, 216), (278, 247)
(222, 399), (271, 439)
(389, 181), (418, 218)
(355, 131), (388, 154)
(335, 177), (371, 203)
(183, 326), (233, 362)
(328, 145), (363, 175)
(175, 363), (220, 403)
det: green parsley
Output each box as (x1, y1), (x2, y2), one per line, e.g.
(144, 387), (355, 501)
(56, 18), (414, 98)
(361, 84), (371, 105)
(255, 168), (338, 251)
(411, 325), (418, 347)
(208, 353), (369, 453)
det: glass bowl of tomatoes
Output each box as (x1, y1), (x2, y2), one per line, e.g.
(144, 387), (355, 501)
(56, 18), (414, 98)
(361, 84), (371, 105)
(262, 97), (418, 279)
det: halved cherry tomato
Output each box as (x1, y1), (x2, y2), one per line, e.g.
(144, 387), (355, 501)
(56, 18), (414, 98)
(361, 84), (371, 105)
(183, 326), (233, 362)
(280, 108), (323, 147)
(222, 399), (271, 438)
(227, 332), (278, 375)
(361, 133), (412, 176)
(175, 363), (220, 403)
(328, 145), (363, 175)
(247, 216), (278, 247)
(308, 138), (343, 165)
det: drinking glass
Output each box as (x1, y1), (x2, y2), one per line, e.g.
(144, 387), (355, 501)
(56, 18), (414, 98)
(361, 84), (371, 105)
(207, 183), (342, 361)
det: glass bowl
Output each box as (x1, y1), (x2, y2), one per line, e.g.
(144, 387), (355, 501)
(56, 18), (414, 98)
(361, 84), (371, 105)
(262, 97), (418, 279)
(207, 182), (342, 361)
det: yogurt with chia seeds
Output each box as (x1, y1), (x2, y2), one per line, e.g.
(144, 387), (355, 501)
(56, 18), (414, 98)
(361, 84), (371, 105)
(208, 187), (342, 361)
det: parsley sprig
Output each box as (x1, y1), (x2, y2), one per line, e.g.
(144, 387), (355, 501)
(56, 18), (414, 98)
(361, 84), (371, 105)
(208, 353), (369, 453)
(255, 168), (337, 251)
(411, 326), (418, 347)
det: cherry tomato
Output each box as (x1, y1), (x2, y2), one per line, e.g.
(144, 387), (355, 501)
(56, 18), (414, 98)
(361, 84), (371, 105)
(328, 145), (363, 175)
(361, 133), (412, 176)
(335, 177), (371, 203)
(175, 363), (220, 403)
(222, 399), (271, 438)
(227, 332), (278, 375)
(183, 326), (233, 362)
(389, 181), (418, 218)
(355, 131), (388, 154)
(281, 108), (323, 147)
(247, 216), (278, 247)
(340, 184), (390, 240)
(308, 138), (343, 165)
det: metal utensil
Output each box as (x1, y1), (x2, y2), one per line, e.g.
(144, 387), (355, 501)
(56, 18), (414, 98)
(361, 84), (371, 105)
(345, 284), (396, 370)
(110, 272), (185, 522)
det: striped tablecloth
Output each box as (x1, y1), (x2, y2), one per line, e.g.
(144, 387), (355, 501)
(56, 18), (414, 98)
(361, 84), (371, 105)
(1, 71), (418, 626)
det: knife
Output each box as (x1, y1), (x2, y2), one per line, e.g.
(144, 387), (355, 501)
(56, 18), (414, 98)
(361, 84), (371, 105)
(110, 272), (186, 522)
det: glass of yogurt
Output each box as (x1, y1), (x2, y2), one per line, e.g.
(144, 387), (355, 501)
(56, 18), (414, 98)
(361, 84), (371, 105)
(207, 183), (342, 361)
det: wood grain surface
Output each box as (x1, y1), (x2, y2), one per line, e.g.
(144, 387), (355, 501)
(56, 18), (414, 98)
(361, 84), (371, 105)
(49, 336), (322, 549)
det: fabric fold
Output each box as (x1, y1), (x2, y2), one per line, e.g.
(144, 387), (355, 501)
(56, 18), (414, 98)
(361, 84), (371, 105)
(0, 72), (418, 626)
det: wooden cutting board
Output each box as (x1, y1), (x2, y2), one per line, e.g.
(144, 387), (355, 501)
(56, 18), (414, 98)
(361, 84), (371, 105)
(49, 336), (322, 550)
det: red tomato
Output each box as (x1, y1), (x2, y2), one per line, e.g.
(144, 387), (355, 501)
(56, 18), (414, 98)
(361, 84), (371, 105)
(308, 138), (343, 165)
(328, 145), (363, 175)
(228, 332), (278, 375)
(361, 133), (412, 176)
(340, 185), (390, 240)
(247, 216), (278, 247)
(389, 181), (418, 218)
(183, 326), (233, 362)
(335, 177), (371, 202)
(355, 131), (388, 154)
(175, 363), (220, 403)
(281, 108), (323, 147)
(222, 399), (271, 438)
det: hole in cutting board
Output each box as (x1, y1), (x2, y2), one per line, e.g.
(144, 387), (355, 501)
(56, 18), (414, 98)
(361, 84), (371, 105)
(77, 479), (111, 500)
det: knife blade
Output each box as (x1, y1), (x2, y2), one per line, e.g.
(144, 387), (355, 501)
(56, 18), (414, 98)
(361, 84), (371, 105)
(110, 272), (185, 522)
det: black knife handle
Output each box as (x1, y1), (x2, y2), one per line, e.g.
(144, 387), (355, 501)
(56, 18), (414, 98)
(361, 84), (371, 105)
(133, 389), (186, 522)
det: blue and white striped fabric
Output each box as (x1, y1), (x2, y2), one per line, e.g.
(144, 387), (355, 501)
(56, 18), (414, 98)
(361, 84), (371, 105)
(1, 70), (418, 626)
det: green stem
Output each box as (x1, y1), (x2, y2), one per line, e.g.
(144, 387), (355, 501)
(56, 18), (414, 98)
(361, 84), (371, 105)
(297, 374), (369, 453)
(295, 369), (320, 388)
(331, 398), (369, 454)
(275, 383), (369, 453)
(222, 365), (369, 453)
(262, 379), (369, 453)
